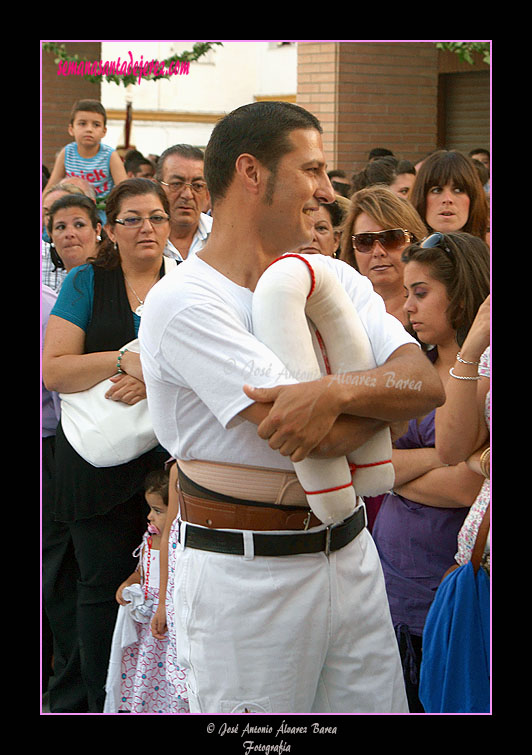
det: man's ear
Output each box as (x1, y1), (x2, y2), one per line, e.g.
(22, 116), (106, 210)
(234, 153), (267, 196)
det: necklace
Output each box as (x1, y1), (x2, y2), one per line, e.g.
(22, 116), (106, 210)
(124, 269), (160, 316)
(144, 536), (152, 600)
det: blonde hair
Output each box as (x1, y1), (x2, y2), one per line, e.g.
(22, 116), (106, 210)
(339, 185), (428, 271)
(43, 182), (85, 201)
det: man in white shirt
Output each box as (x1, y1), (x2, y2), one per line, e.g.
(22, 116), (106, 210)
(140, 102), (444, 714)
(156, 144), (212, 262)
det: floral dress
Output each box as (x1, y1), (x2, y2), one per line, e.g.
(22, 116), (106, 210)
(104, 531), (189, 713)
(455, 347), (490, 573)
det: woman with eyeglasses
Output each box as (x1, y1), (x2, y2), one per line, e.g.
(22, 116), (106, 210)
(339, 185), (428, 327)
(42, 178), (175, 712)
(409, 150), (489, 244)
(370, 230), (490, 712)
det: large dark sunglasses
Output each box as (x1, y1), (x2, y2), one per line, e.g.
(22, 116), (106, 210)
(420, 232), (452, 255)
(352, 228), (413, 254)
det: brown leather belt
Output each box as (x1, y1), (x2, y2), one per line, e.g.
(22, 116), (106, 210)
(176, 466), (366, 556)
(178, 488), (322, 531)
(177, 464), (322, 531)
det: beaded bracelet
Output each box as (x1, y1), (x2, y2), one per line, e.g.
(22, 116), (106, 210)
(456, 351), (480, 366)
(449, 367), (481, 380)
(117, 347), (128, 374)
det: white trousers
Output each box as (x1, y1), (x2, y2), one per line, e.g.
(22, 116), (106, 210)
(173, 516), (408, 714)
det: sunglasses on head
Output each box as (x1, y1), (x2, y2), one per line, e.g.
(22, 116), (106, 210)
(351, 228), (413, 254)
(420, 232), (453, 255)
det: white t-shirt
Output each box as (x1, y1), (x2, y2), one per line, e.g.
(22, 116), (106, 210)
(139, 254), (417, 470)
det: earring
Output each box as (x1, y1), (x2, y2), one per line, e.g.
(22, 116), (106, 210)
(96, 235), (102, 241)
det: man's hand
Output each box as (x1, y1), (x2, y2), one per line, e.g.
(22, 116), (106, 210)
(242, 344), (444, 462)
(243, 377), (343, 462)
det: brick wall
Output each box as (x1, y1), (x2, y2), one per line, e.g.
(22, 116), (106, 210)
(42, 42), (101, 173)
(297, 41), (440, 175)
(296, 42), (339, 166)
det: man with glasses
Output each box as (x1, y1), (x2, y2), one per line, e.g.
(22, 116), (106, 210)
(156, 144), (213, 262)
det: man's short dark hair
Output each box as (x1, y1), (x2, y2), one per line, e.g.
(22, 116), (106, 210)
(327, 169), (347, 180)
(368, 147), (394, 161)
(70, 99), (107, 125)
(204, 101), (322, 205)
(125, 156), (154, 175)
(156, 144), (205, 180)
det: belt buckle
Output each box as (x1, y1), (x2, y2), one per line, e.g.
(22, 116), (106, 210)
(325, 524), (332, 556)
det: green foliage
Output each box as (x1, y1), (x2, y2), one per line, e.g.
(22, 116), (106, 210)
(435, 42), (490, 65)
(42, 42), (223, 86)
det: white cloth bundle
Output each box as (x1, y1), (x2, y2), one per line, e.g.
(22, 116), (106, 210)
(103, 584), (155, 713)
(252, 253), (394, 525)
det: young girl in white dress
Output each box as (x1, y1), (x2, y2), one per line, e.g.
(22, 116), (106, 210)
(150, 462), (189, 713)
(104, 467), (188, 713)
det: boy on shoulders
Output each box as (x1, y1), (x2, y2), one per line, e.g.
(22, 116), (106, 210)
(44, 99), (127, 221)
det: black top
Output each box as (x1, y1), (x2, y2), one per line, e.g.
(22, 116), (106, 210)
(53, 262), (168, 523)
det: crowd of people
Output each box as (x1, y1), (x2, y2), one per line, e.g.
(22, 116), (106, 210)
(42, 98), (491, 715)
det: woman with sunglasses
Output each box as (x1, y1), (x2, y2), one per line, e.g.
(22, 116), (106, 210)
(42, 178), (175, 712)
(339, 185), (428, 327)
(370, 230), (490, 712)
(410, 150), (489, 244)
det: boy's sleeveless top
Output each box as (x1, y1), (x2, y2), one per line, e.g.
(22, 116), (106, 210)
(53, 264), (164, 523)
(64, 142), (114, 205)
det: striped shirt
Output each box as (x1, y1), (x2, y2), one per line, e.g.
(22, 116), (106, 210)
(64, 142), (115, 206)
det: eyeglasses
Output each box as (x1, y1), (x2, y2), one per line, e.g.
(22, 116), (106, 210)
(159, 180), (207, 194)
(420, 232), (452, 255)
(115, 214), (169, 228)
(351, 228), (413, 254)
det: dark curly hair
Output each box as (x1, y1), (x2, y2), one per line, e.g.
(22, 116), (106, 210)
(144, 468), (169, 506)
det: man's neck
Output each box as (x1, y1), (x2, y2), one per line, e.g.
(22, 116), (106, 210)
(199, 231), (277, 292)
(169, 221), (199, 259)
(198, 198), (282, 290)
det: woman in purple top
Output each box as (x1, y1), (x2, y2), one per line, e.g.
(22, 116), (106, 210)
(371, 231), (489, 712)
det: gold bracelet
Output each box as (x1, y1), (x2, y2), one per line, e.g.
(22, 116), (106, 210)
(479, 447), (490, 478)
